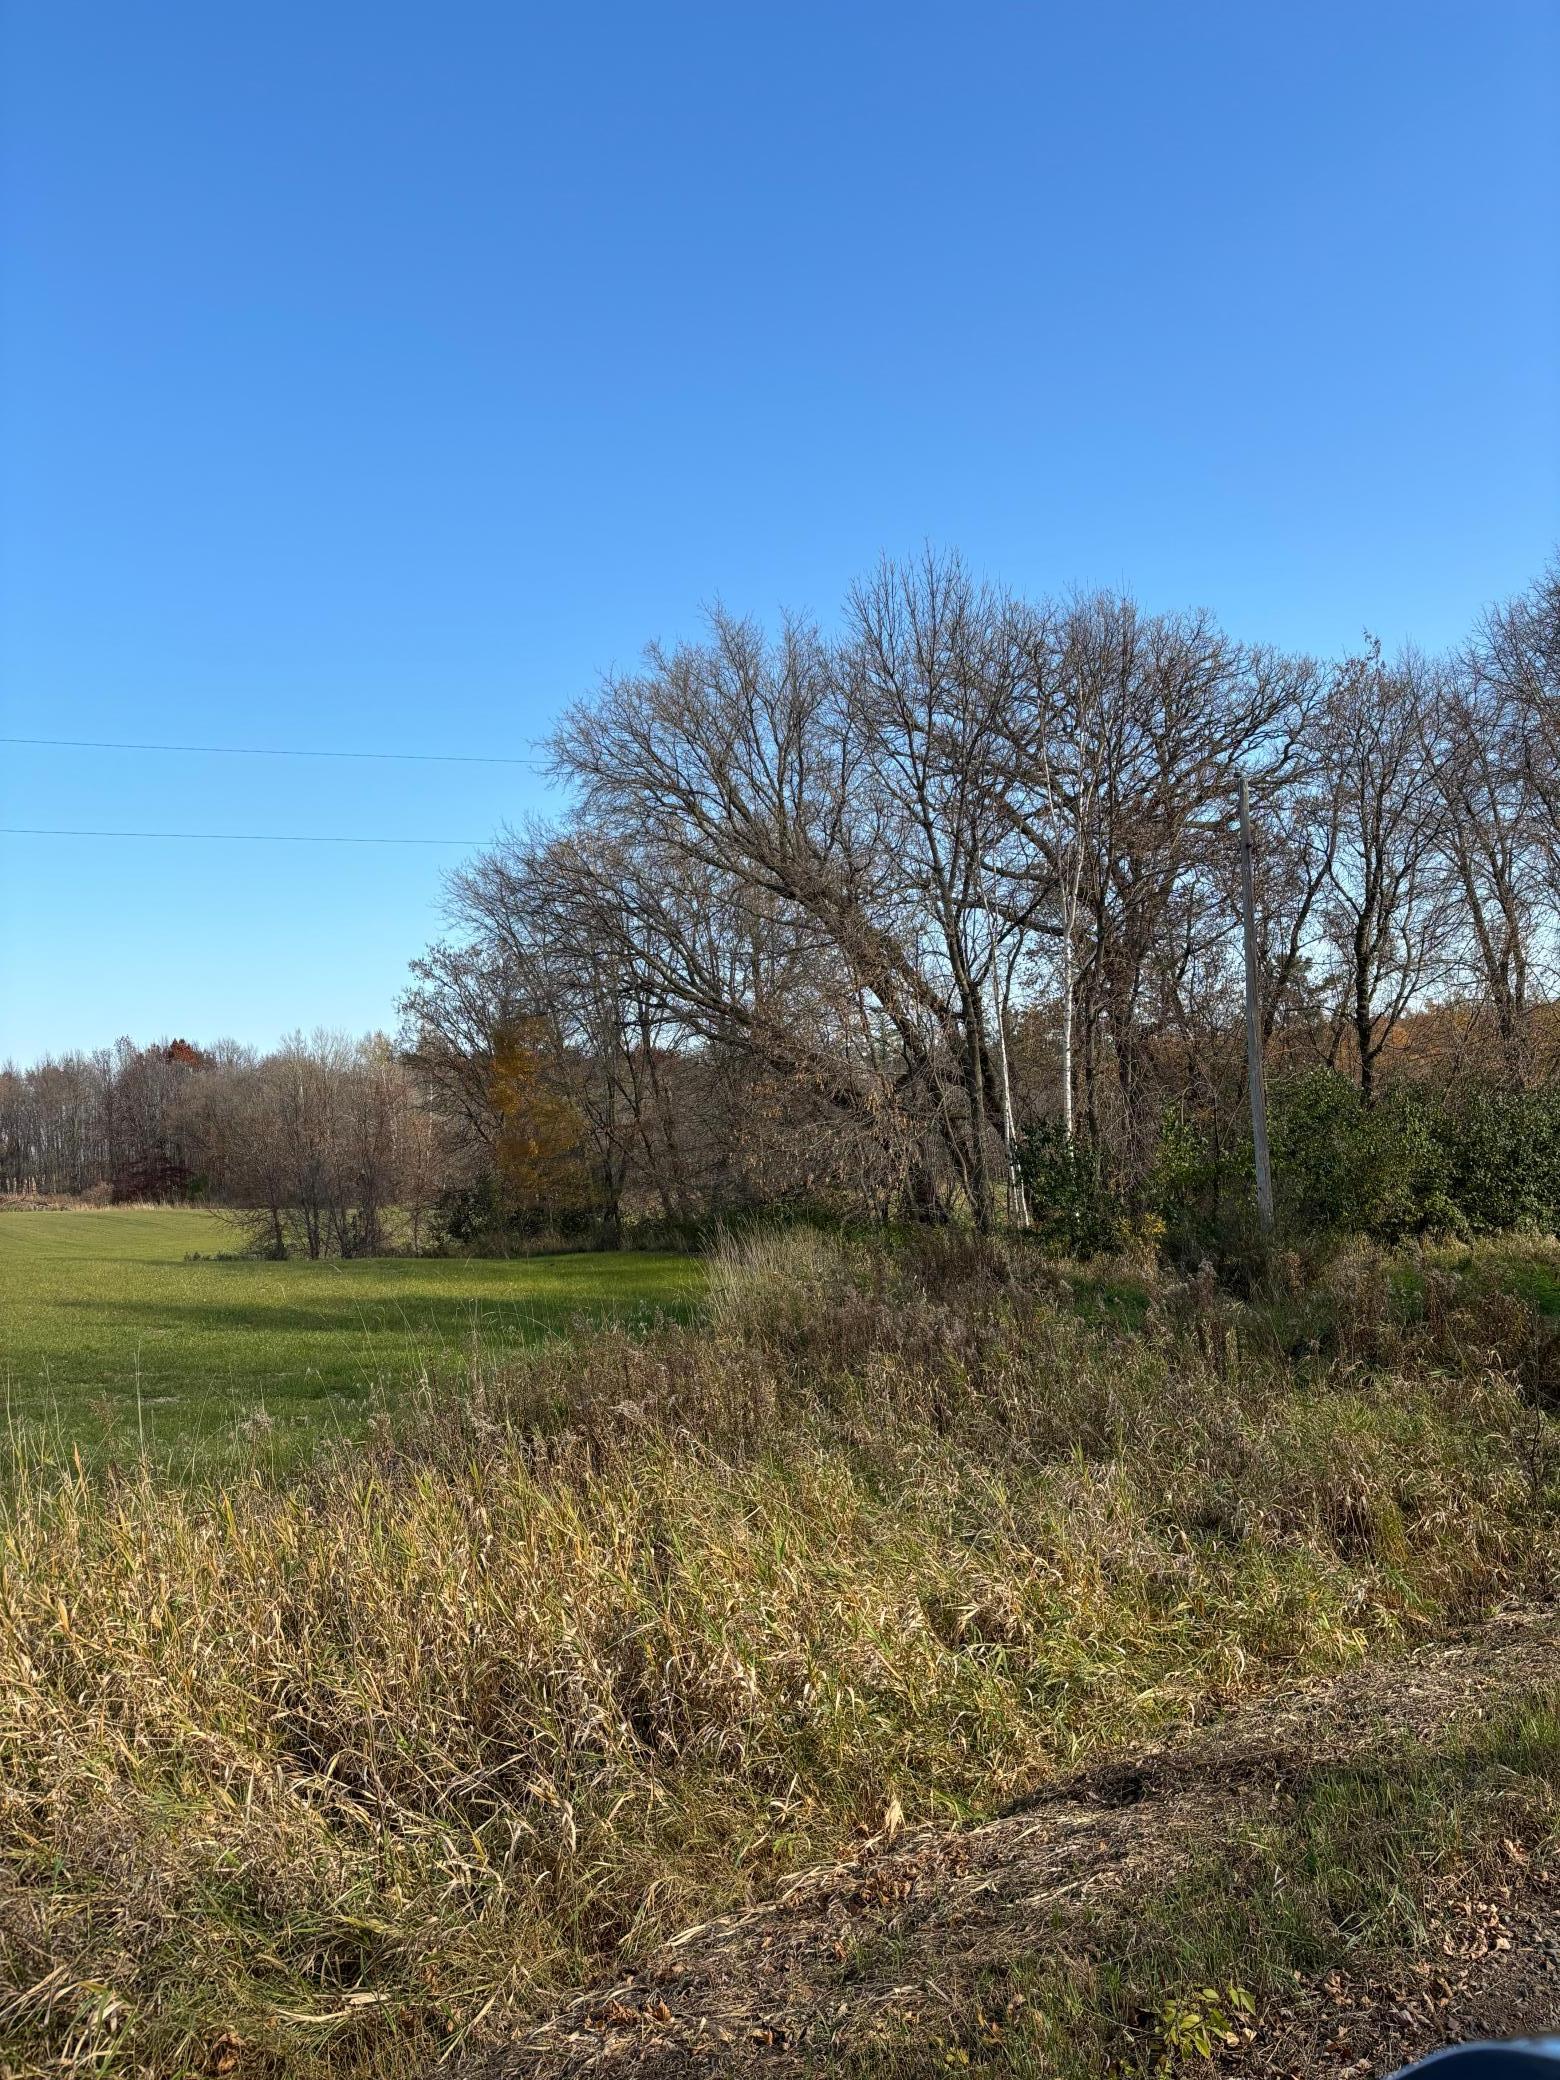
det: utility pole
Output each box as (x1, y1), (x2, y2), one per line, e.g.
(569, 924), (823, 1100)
(1238, 773), (1274, 1237)
(1059, 930), (1074, 1143)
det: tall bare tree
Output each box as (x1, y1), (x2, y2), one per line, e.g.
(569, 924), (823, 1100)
(1317, 645), (1453, 1103)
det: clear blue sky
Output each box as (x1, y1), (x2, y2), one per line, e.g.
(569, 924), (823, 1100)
(3, 0), (1557, 1062)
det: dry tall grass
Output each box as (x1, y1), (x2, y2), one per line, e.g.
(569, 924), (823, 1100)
(2, 1231), (1555, 2076)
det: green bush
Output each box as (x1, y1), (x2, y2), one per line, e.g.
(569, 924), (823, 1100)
(1441, 1084), (1560, 1233)
(1015, 1076), (1560, 1261)
(427, 1174), (604, 1252)
(1018, 1122), (1128, 1256)
(1148, 1106), (1242, 1266)
(1262, 1070), (1560, 1244)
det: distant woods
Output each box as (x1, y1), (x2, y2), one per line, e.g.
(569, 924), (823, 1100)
(6, 552), (1560, 1254)
(0, 1035), (440, 1258)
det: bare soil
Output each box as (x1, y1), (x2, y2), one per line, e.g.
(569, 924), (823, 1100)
(459, 1601), (1560, 2077)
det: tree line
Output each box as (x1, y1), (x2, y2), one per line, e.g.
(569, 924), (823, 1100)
(0, 1034), (439, 1257)
(404, 552), (1560, 1242)
(5, 552), (1558, 1253)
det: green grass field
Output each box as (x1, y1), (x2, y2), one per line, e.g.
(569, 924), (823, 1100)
(0, 1207), (702, 1460)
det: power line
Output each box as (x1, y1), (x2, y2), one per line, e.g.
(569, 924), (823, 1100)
(0, 826), (480, 846)
(0, 734), (546, 767)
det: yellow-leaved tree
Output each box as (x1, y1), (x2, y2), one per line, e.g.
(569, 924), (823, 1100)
(489, 1019), (593, 1220)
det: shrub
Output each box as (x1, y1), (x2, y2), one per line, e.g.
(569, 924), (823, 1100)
(1440, 1084), (1560, 1234)
(1017, 1122), (1129, 1257)
(427, 1173), (603, 1254)
(1264, 1071), (1560, 1244)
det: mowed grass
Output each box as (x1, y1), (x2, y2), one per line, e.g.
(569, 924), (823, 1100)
(0, 1207), (702, 1459)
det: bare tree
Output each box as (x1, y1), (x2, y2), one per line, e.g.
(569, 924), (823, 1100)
(550, 594), (996, 1220)
(1418, 651), (1543, 1083)
(1477, 559), (1560, 881)
(1317, 645), (1453, 1103)
(989, 592), (1313, 1183)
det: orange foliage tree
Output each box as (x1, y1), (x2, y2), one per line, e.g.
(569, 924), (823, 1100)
(489, 1019), (593, 1219)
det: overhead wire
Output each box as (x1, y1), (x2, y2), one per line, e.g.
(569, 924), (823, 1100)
(0, 827), (481, 846)
(0, 734), (545, 767)
(0, 731), (534, 845)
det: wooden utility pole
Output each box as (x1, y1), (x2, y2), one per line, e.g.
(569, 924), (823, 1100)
(1238, 774), (1275, 1237)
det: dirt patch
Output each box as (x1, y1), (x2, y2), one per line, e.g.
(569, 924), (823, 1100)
(456, 1601), (1560, 2076)
(1244, 1860), (1560, 2077)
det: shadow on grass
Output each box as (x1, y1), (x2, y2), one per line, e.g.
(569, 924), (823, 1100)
(829, 1690), (1560, 2078)
(47, 1292), (685, 1338)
